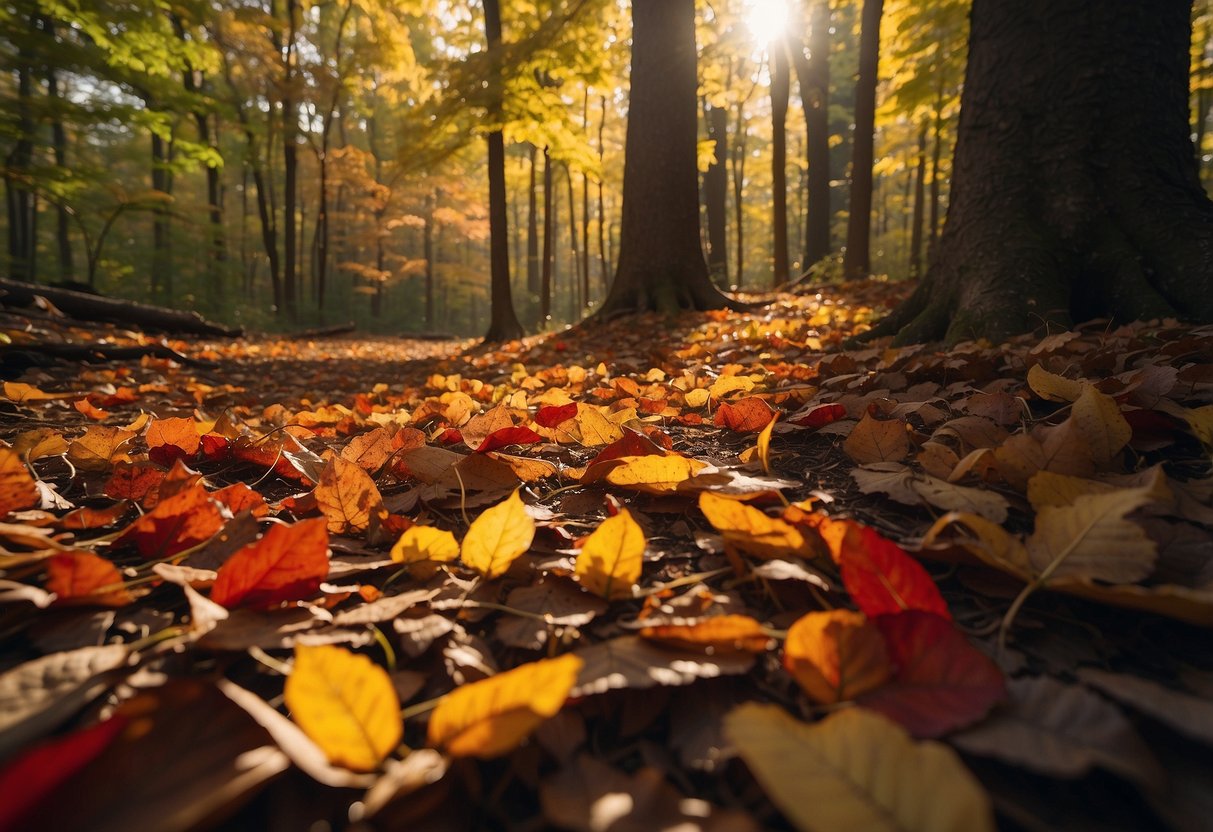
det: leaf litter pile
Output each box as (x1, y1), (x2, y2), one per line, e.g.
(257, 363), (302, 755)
(1, 282), (1212, 831)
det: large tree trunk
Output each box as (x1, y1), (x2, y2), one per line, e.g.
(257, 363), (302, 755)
(909, 120), (927, 278)
(6, 37), (35, 284)
(842, 0), (883, 279)
(280, 0), (299, 322)
(481, 0), (524, 341)
(540, 145), (553, 324)
(151, 132), (174, 303)
(46, 55), (73, 281)
(870, 0), (1213, 345)
(703, 101), (730, 286)
(596, 0), (740, 316)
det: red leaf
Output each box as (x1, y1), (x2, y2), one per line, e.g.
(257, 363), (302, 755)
(475, 426), (544, 453)
(212, 482), (269, 518)
(823, 518), (950, 620)
(200, 433), (231, 461)
(714, 396), (776, 432)
(104, 461), (166, 505)
(210, 517), (329, 609)
(46, 551), (132, 607)
(117, 485), (225, 559)
(535, 402), (578, 428)
(859, 611), (1006, 737)
(586, 429), (669, 467)
(0, 714), (129, 831)
(60, 500), (132, 530)
(437, 428), (464, 445)
(790, 403), (846, 428)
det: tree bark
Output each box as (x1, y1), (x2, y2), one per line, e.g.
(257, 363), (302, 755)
(596, 97), (610, 296)
(843, 0), (883, 279)
(909, 120), (928, 278)
(792, 0), (831, 267)
(868, 0), (1213, 345)
(151, 132), (174, 303)
(703, 101), (730, 286)
(481, 0), (525, 341)
(46, 53), (73, 281)
(540, 145), (553, 324)
(6, 29), (35, 284)
(732, 110), (747, 288)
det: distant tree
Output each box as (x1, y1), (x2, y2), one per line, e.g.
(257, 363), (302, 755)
(867, 0), (1213, 344)
(842, 0), (883, 279)
(481, 0), (525, 341)
(597, 0), (740, 316)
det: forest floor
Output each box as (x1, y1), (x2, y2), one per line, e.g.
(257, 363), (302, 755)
(0, 279), (1211, 831)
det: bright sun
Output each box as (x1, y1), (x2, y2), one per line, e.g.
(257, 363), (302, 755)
(746, 0), (789, 46)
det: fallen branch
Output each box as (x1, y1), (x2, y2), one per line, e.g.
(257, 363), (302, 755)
(0, 279), (243, 337)
(291, 322), (356, 340)
(0, 342), (218, 373)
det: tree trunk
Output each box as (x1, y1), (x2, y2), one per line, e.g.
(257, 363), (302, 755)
(566, 164), (582, 313)
(424, 190), (436, 328)
(927, 76), (947, 258)
(732, 112), (747, 288)
(868, 0), (1213, 345)
(481, 0), (524, 341)
(595, 0), (740, 316)
(46, 58), (73, 281)
(770, 40), (791, 286)
(151, 132), (174, 303)
(704, 101), (730, 286)
(6, 36), (35, 284)
(792, 0), (831, 267)
(596, 97), (610, 296)
(281, 0), (299, 322)
(909, 120), (928, 277)
(540, 145), (553, 324)
(843, 0), (883, 279)
(527, 144), (540, 299)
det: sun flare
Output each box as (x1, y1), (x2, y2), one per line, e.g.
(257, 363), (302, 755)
(746, 0), (789, 46)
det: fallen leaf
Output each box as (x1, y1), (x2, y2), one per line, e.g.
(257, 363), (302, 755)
(572, 404), (625, 446)
(755, 412), (777, 474)
(145, 417), (201, 466)
(1070, 385), (1131, 464)
(474, 425), (543, 453)
(535, 402), (578, 428)
(314, 455), (386, 534)
(570, 636), (755, 697)
(1027, 364), (1085, 402)
(714, 396), (776, 432)
(601, 455), (707, 494)
(211, 518), (330, 609)
(0, 449), (38, 516)
(460, 489), (535, 579)
(117, 485), (225, 559)
(46, 551), (132, 607)
(789, 402), (846, 428)
(427, 654), (582, 758)
(59, 500), (132, 530)
(859, 611), (1005, 737)
(843, 411), (910, 465)
(389, 525), (460, 579)
(699, 492), (818, 560)
(640, 614), (773, 653)
(1076, 668), (1213, 746)
(783, 610), (892, 704)
(575, 508), (645, 600)
(66, 426), (136, 473)
(284, 644), (401, 771)
(725, 703), (994, 832)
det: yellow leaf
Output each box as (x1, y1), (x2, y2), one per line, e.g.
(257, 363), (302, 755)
(314, 455), (386, 534)
(572, 405), (625, 446)
(460, 489), (535, 579)
(284, 644), (401, 772)
(3, 382), (79, 402)
(756, 412), (778, 475)
(1070, 385), (1131, 464)
(427, 654), (582, 758)
(685, 388), (710, 408)
(603, 455), (707, 494)
(724, 704), (995, 832)
(1026, 364), (1085, 403)
(66, 426), (136, 473)
(1025, 470), (1114, 510)
(698, 492), (816, 560)
(709, 375), (754, 399)
(575, 509), (644, 600)
(390, 525), (459, 579)
(783, 610), (892, 703)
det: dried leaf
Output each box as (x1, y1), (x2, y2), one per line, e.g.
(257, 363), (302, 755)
(575, 508), (645, 600)
(714, 397), (776, 433)
(46, 551), (132, 607)
(725, 704), (994, 832)
(641, 614), (773, 653)
(117, 485), (225, 560)
(1026, 364), (1085, 402)
(66, 426), (136, 473)
(1076, 668), (1213, 746)
(783, 610), (892, 704)
(314, 455), (386, 534)
(284, 644), (401, 771)
(460, 489), (535, 579)
(145, 417), (201, 466)
(390, 525), (459, 579)
(211, 518), (330, 609)
(474, 425), (543, 453)
(0, 449), (37, 516)
(699, 492), (817, 560)
(602, 455), (708, 494)
(427, 654), (582, 758)
(843, 412), (910, 465)
(571, 636), (755, 698)
(1070, 385), (1131, 464)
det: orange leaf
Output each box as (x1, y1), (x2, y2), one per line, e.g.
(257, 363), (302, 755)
(212, 482), (269, 518)
(73, 399), (110, 421)
(314, 455), (386, 534)
(783, 610), (891, 703)
(211, 518), (330, 609)
(859, 611), (1006, 738)
(699, 492), (818, 560)
(601, 455), (707, 494)
(790, 402), (846, 428)
(117, 485), (225, 559)
(427, 654), (582, 758)
(714, 396), (776, 433)
(640, 614), (772, 653)
(145, 417), (201, 466)
(103, 461), (165, 505)
(814, 517), (950, 620)
(60, 500), (132, 531)
(0, 448), (38, 516)
(46, 551), (132, 607)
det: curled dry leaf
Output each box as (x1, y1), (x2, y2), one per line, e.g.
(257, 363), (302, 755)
(427, 653), (582, 759)
(1027, 364), (1086, 403)
(783, 610), (892, 704)
(575, 508), (644, 600)
(145, 416), (202, 466)
(66, 426), (136, 473)
(460, 489), (535, 579)
(46, 551), (132, 607)
(284, 644), (401, 772)
(211, 517), (330, 609)
(640, 614), (773, 653)
(0, 449), (37, 517)
(725, 703), (994, 832)
(852, 463), (1009, 524)
(714, 396), (776, 433)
